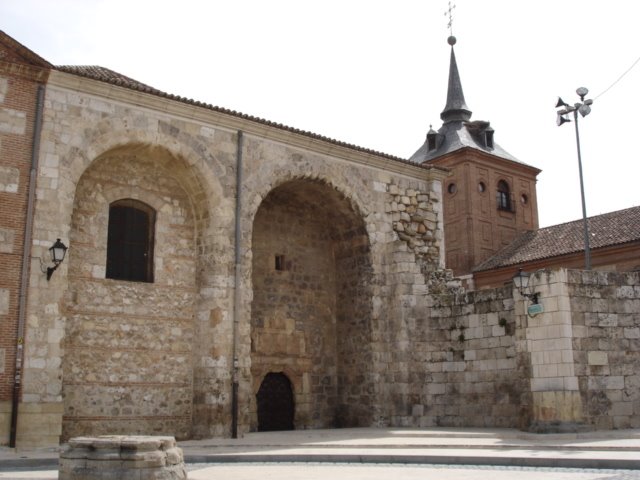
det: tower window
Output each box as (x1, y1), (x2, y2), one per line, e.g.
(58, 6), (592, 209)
(448, 183), (457, 195)
(106, 199), (155, 282)
(275, 254), (286, 271)
(496, 180), (513, 212)
(485, 130), (494, 149)
(426, 126), (438, 152)
(427, 133), (437, 151)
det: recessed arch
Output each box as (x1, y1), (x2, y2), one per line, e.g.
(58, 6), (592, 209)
(62, 142), (209, 440)
(59, 128), (231, 239)
(249, 177), (374, 431)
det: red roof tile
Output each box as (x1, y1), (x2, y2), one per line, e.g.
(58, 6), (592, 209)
(473, 206), (640, 271)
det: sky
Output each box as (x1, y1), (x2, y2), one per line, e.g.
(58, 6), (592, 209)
(2, 0), (639, 227)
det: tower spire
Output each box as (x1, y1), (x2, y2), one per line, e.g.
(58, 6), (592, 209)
(440, 36), (472, 123)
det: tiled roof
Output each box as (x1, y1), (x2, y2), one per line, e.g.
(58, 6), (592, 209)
(55, 65), (438, 170)
(473, 206), (640, 272)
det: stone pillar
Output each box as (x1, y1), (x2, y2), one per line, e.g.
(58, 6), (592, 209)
(517, 269), (585, 432)
(59, 436), (187, 480)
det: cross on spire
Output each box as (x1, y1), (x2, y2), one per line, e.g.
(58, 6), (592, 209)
(444, 1), (456, 36)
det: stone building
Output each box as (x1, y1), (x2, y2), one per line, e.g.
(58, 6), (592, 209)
(1, 31), (639, 448)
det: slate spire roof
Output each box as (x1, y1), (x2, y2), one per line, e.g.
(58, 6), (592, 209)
(410, 36), (528, 167)
(441, 38), (472, 123)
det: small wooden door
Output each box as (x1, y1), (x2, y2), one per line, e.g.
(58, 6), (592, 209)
(257, 372), (294, 431)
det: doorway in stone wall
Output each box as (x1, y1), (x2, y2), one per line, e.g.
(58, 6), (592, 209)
(257, 372), (295, 431)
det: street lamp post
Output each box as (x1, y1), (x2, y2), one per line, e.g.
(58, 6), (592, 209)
(556, 87), (594, 270)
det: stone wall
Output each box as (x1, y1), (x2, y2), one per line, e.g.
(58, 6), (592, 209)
(62, 148), (199, 439)
(251, 180), (343, 429)
(13, 68), (447, 445)
(388, 279), (528, 428)
(568, 270), (640, 429)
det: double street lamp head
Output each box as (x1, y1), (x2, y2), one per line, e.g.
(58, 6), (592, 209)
(555, 87), (593, 125)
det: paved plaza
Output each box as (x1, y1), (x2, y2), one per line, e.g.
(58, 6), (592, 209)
(1, 428), (639, 479)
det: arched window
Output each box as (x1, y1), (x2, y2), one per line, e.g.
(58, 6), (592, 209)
(106, 199), (155, 282)
(496, 180), (512, 212)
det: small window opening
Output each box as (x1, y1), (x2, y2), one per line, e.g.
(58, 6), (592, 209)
(496, 180), (513, 212)
(106, 199), (155, 282)
(521, 194), (528, 205)
(426, 126), (438, 152)
(485, 130), (494, 149)
(448, 183), (457, 195)
(478, 182), (486, 193)
(427, 133), (437, 151)
(275, 254), (286, 271)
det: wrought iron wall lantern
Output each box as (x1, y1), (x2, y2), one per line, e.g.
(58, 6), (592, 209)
(40, 238), (68, 281)
(512, 268), (540, 305)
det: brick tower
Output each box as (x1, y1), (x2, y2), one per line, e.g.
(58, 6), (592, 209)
(410, 36), (541, 278)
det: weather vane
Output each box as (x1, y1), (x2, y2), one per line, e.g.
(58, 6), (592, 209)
(444, 1), (456, 36)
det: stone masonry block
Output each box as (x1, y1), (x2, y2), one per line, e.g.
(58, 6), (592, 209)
(588, 351), (608, 366)
(60, 436), (186, 480)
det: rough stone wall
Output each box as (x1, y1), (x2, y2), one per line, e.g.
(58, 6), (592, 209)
(240, 138), (444, 430)
(21, 78), (238, 446)
(250, 179), (377, 429)
(568, 270), (640, 429)
(62, 150), (199, 440)
(16, 70), (447, 445)
(251, 181), (341, 429)
(390, 281), (528, 428)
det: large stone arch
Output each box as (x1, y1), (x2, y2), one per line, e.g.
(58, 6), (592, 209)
(244, 169), (374, 235)
(62, 129), (231, 229)
(249, 176), (375, 430)
(61, 140), (220, 440)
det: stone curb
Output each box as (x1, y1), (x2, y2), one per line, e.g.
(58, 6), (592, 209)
(2, 450), (639, 471)
(182, 454), (640, 470)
